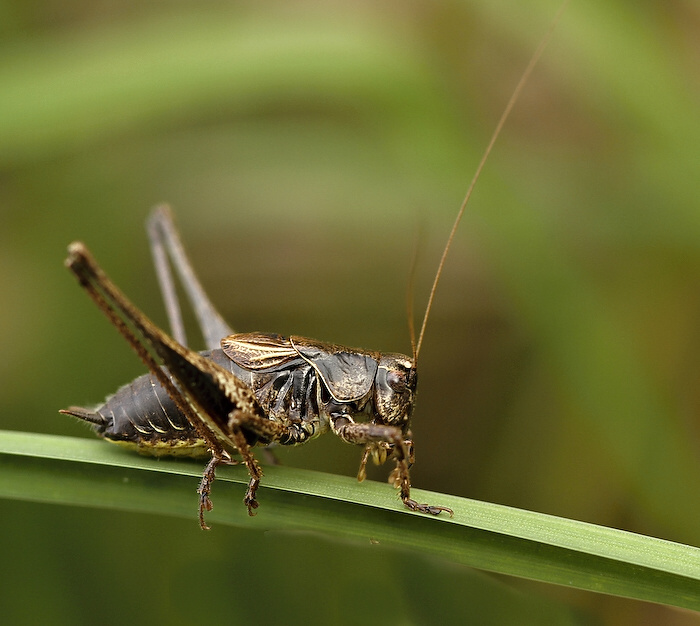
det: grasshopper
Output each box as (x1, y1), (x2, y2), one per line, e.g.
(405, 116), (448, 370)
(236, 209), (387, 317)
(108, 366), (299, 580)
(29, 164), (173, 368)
(61, 6), (565, 529)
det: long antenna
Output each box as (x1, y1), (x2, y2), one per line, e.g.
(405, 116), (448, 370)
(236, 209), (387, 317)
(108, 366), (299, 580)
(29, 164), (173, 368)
(413, 1), (568, 364)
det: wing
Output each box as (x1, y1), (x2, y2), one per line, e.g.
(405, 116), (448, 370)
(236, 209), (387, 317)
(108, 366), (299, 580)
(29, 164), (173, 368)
(221, 332), (301, 371)
(291, 337), (378, 402)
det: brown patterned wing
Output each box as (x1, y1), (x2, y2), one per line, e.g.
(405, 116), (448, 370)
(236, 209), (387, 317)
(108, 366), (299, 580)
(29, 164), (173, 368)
(221, 332), (300, 371)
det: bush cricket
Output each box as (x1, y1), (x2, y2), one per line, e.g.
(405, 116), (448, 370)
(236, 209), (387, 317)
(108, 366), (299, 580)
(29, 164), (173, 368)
(61, 6), (566, 529)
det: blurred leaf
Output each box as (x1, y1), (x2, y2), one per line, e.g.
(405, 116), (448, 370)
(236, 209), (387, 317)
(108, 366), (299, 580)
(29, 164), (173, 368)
(0, 10), (454, 169)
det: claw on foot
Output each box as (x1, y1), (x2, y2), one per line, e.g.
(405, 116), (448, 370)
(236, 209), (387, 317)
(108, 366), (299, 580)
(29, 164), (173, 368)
(198, 494), (213, 530)
(244, 477), (260, 516)
(404, 498), (454, 517)
(245, 498), (259, 516)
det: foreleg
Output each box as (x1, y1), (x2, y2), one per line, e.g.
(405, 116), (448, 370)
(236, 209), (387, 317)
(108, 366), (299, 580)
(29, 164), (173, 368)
(331, 417), (453, 517)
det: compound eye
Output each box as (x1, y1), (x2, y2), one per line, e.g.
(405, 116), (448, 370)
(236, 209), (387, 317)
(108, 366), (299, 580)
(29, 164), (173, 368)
(386, 370), (407, 392)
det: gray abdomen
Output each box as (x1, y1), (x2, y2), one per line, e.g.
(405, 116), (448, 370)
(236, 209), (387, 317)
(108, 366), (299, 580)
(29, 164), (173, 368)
(92, 348), (325, 452)
(93, 350), (245, 451)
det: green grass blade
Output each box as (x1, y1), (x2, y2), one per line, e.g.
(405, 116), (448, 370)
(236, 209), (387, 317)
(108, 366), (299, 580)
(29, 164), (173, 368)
(0, 429), (698, 611)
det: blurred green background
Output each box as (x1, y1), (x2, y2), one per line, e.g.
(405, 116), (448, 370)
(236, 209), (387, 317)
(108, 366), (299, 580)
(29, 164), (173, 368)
(1, 0), (699, 624)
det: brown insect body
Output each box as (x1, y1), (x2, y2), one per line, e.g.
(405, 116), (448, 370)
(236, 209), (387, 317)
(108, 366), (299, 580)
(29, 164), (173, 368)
(61, 6), (565, 527)
(62, 208), (439, 528)
(65, 334), (415, 455)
